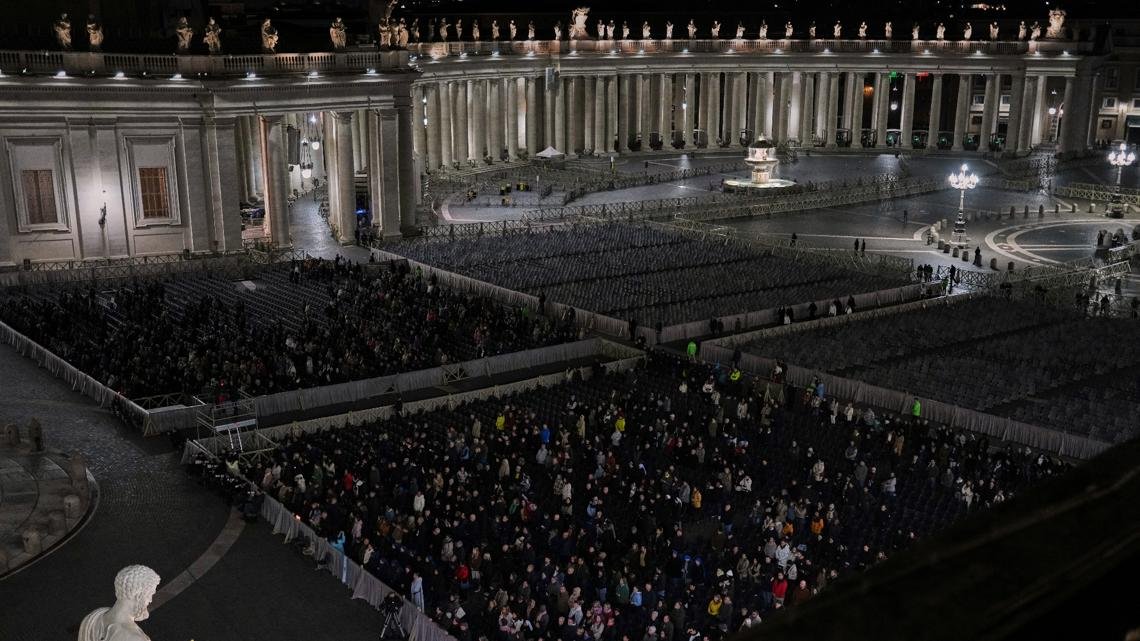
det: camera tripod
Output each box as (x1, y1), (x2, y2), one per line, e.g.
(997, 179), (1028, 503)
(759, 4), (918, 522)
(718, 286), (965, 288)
(379, 607), (407, 640)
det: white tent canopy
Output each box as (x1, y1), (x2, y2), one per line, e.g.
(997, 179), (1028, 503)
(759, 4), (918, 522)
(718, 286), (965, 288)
(535, 146), (565, 159)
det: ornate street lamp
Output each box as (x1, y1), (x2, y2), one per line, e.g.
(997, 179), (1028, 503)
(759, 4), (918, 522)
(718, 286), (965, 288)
(948, 163), (979, 246)
(1106, 142), (1135, 217)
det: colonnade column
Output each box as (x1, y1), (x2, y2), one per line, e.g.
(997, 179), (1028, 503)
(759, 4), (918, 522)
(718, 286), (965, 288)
(800, 72), (815, 145)
(841, 73), (856, 133)
(733, 71), (747, 143)
(899, 72), (916, 149)
(555, 75), (567, 153)
(682, 74), (696, 146)
(526, 77), (540, 158)
(425, 84), (441, 170)
(1057, 75), (1078, 153)
(814, 72), (829, 144)
(395, 102), (416, 236)
(439, 82), (454, 167)
(454, 81), (469, 164)
(825, 72), (839, 148)
(544, 77), (555, 150)
(568, 77), (581, 155)
(506, 78), (518, 160)
(259, 115), (290, 247)
(776, 73), (791, 143)
(980, 73), (999, 148)
(787, 72), (801, 142)
(333, 112), (356, 244)
(413, 86), (428, 171)
(708, 72), (721, 146)
(233, 117), (251, 204)
(474, 78), (487, 160)
(952, 74), (971, 151)
(659, 73), (673, 149)
(762, 72), (775, 138)
(588, 75), (597, 151)
(851, 73), (865, 146)
(489, 80), (503, 161)
(697, 74), (710, 146)
(617, 75), (630, 152)
(874, 73), (889, 148)
(1031, 74), (1049, 146)
(724, 73), (739, 145)
(926, 73), (943, 150)
(1006, 71), (1026, 154)
(1017, 76), (1036, 153)
(607, 76), (619, 152)
(593, 76), (606, 153)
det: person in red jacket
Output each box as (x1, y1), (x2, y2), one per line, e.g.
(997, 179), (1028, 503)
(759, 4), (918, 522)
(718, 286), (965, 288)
(771, 571), (789, 606)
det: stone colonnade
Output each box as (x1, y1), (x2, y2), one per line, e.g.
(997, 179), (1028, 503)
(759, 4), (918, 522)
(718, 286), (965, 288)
(413, 68), (1093, 171)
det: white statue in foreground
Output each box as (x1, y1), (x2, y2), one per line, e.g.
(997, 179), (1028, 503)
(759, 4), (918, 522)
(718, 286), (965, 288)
(78, 565), (161, 641)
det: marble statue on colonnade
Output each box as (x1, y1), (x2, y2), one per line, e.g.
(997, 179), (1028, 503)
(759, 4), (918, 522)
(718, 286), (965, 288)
(438, 18), (449, 41)
(427, 17), (435, 40)
(758, 21), (768, 39)
(554, 22), (562, 40)
(711, 21), (721, 39)
(54, 13), (72, 50)
(528, 21), (536, 40)
(989, 22), (999, 40)
(569, 8), (589, 40)
(1018, 21), (1027, 40)
(809, 22), (816, 38)
(203, 17), (222, 53)
(643, 22), (651, 39)
(687, 20), (696, 39)
(176, 17), (194, 53)
(509, 20), (517, 40)
(330, 17), (347, 49)
(472, 20), (481, 41)
(858, 21), (867, 39)
(597, 19), (605, 39)
(735, 22), (744, 39)
(912, 23), (920, 40)
(1046, 8), (1066, 38)
(936, 23), (946, 40)
(397, 19), (409, 47)
(412, 19), (420, 42)
(87, 16), (104, 52)
(833, 21), (842, 38)
(607, 20), (616, 39)
(78, 565), (161, 641)
(884, 21), (892, 39)
(261, 18), (278, 53)
(785, 21), (793, 39)
(665, 21), (673, 39)
(1029, 22), (1041, 40)
(379, 20), (391, 47)
(622, 21), (630, 39)
(455, 19), (463, 41)
(491, 20), (500, 40)
(963, 22), (972, 41)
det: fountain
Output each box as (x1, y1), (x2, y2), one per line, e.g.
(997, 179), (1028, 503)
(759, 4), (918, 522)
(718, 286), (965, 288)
(723, 135), (796, 191)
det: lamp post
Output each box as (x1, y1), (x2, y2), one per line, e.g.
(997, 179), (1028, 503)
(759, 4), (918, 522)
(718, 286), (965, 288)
(1106, 142), (1135, 217)
(948, 163), (979, 246)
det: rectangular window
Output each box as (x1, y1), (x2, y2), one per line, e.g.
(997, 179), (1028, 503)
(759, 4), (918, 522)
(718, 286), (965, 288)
(20, 169), (58, 225)
(1105, 68), (1119, 90)
(1133, 98), (1140, 109)
(1000, 94), (1011, 106)
(972, 94), (985, 105)
(1101, 119), (1114, 129)
(1103, 97), (1117, 109)
(137, 167), (170, 219)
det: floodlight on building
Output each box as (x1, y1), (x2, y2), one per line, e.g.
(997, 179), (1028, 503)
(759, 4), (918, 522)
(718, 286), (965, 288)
(113, 71), (125, 79)
(365, 68), (377, 75)
(308, 70), (318, 78)
(246, 71), (256, 79)
(55, 70), (67, 78)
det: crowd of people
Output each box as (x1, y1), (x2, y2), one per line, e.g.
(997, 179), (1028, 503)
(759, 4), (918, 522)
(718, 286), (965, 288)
(236, 353), (1067, 641)
(0, 256), (577, 399)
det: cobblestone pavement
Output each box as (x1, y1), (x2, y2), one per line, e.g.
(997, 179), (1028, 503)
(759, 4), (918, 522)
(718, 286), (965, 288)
(0, 342), (387, 641)
(0, 343), (229, 641)
(146, 520), (386, 641)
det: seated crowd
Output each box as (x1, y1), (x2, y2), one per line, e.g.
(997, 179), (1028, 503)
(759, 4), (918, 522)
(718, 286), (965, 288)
(237, 354), (1066, 641)
(389, 223), (909, 327)
(743, 296), (1140, 443)
(0, 257), (577, 400)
